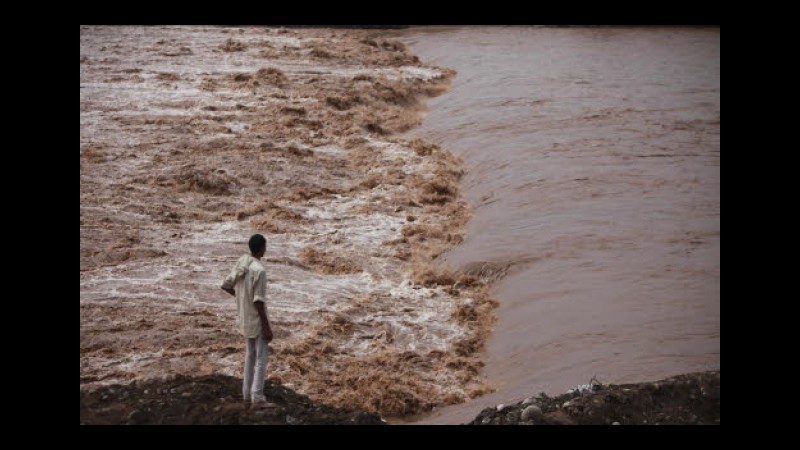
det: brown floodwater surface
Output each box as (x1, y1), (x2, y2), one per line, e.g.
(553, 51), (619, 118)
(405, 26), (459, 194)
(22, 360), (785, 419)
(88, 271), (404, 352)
(397, 26), (720, 424)
(80, 26), (719, 423)
(80, 26), (493, 418)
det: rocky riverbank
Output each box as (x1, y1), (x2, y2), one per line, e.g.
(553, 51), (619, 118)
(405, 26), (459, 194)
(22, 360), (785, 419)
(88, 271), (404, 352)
(80, 370), (718, 424)
(468, 371), (719, 425)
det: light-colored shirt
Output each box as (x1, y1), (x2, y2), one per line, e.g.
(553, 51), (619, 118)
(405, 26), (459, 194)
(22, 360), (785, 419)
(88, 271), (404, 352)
(221, 254), (268, 338)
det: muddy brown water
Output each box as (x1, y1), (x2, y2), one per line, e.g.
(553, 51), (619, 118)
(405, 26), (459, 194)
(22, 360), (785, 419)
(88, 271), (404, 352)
(396, 26), (720, 424)
(80, 26), (493, 418)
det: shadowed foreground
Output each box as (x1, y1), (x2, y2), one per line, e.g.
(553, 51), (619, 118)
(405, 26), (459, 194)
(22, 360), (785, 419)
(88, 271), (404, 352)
(80, 374), (384, 425)
(81, 371), (718, 425)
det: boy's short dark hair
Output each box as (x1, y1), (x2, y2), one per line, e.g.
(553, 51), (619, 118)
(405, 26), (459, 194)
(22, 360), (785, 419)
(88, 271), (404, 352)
(248, 234), (267, 254)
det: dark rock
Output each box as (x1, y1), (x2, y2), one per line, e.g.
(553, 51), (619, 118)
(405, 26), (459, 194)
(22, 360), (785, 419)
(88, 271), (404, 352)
(543, 410), (576, 425)
(126, 409), (147, 425)
(521, 404), (543, 421)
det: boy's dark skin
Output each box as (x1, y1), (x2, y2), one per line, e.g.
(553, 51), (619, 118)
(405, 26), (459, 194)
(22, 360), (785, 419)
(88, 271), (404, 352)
(221, 245), (274, 343)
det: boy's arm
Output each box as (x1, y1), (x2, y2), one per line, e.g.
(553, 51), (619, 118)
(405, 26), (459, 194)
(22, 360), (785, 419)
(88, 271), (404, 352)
(253, 270), (273, 342)
(221, 266), (237, 296)
(255, 301), (273, 343)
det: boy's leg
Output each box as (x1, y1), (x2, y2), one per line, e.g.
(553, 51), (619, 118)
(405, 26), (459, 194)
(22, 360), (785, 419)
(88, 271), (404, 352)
(250, 331), (269, 402)
(243, 337), (256, 401)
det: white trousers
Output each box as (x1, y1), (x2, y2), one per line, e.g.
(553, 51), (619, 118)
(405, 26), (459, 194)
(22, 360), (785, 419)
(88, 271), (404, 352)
(243, 331), (268, 402)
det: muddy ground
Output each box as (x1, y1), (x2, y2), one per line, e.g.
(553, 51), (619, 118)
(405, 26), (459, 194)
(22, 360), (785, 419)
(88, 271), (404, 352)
(80, 370), (719, 424)
(80, 374), (383, 425)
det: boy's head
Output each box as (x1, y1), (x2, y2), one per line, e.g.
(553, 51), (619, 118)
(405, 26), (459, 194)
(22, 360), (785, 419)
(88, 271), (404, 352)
(248, 234), (267, 258)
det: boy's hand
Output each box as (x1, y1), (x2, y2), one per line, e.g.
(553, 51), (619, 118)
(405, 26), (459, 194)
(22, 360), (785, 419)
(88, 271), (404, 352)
(263, 325), (273, 343)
